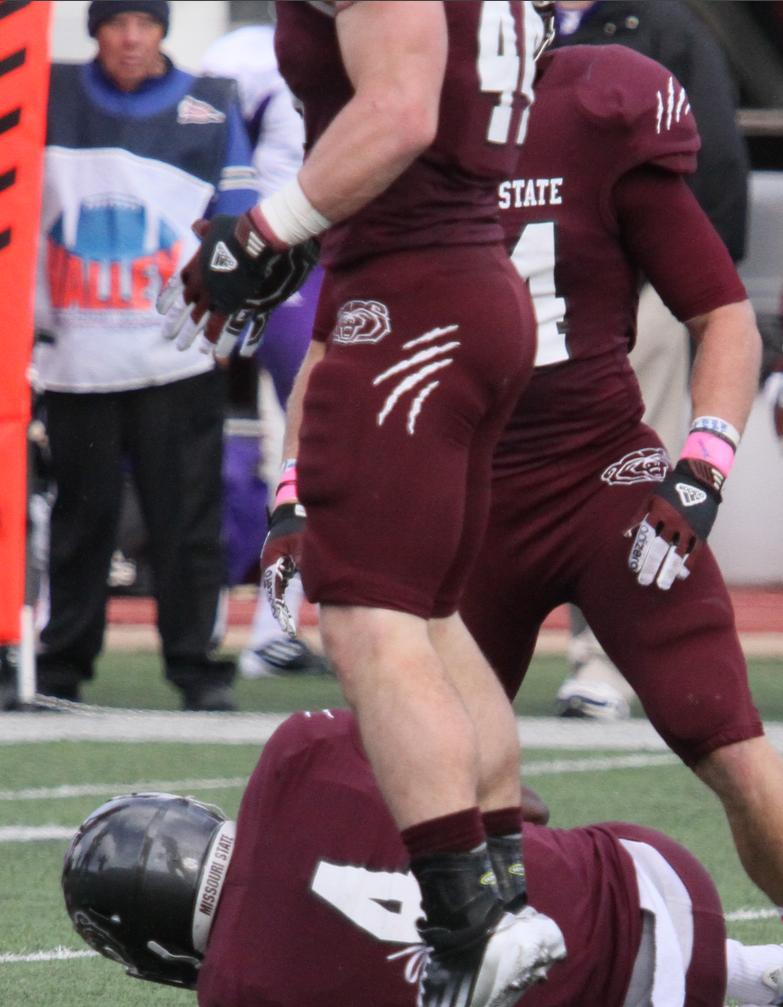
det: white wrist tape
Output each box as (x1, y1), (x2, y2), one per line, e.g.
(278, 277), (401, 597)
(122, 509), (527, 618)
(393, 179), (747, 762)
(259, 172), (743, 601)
(689, 415), (741, 450)
(259, 178), (331, 248)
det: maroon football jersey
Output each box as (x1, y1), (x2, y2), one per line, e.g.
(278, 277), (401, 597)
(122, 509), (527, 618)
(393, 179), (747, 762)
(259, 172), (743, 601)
(458, 43), (757, 767)
(198, 709), (647, 1007)
(495, 44), (738, 473)
(274, 1), (539, 267)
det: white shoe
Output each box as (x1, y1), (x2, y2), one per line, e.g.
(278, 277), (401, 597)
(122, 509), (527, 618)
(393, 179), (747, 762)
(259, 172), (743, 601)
(418, 905), (566, 1007)
(763, 961), (783, 1003)
(726, 937), (783, 1006)
(107, 549), (137, 589)
(558, 626), (633, 721)
(238, 638), (330, 679)
(555, 674), (631, 721)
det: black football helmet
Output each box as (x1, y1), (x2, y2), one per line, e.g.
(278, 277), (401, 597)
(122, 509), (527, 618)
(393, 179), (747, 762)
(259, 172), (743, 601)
(62, 792), (236, 988)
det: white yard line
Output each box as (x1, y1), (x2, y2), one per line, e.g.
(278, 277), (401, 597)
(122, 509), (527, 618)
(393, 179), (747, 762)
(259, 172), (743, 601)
(0, 709), (287, 745)
(0, 759), (685, 846)
(0, 947), (98, 964)
(725, 907), (781, 922)
(0, 776), (248, 802)
(12, 912), (781, 972)
(2, 909), (777, 969)
(0, 754), (679, 818)
(2, 711), (783, 753)
(0, 826), (75, 841)
(0, 754), (682, 842)
(105, 625), (783, 657)
(525, 752), (678, 774)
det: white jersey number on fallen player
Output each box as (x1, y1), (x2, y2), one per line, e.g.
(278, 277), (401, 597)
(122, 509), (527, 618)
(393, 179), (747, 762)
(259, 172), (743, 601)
(311, 860), (421, 944)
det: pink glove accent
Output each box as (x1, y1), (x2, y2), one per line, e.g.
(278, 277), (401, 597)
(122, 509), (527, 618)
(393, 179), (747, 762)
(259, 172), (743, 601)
(680, 431), (735, 479)
(274, 463), (298, 506)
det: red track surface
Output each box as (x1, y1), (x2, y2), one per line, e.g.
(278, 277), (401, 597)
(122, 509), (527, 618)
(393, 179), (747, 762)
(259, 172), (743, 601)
(108, 587), (783, 634)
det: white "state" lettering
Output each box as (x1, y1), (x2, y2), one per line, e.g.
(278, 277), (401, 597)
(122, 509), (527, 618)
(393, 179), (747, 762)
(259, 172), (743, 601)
(498, 177), (563, 209)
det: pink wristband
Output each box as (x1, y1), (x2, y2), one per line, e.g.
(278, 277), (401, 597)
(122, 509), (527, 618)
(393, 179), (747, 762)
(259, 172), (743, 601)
(680, 431), (735, 478)
(275, 466), (298, 506)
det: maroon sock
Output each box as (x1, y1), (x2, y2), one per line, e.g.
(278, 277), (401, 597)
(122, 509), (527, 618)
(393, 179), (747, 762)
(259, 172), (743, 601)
(482, 806), (522, 838)
(401, 806), (485, 861)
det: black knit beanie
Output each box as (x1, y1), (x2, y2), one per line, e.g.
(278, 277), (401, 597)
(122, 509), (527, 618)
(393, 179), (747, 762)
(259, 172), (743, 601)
(88, 1), (170, 37)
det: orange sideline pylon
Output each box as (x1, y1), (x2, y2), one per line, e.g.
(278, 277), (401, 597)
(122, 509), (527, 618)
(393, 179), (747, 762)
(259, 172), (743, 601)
(0, 1), (51, 643)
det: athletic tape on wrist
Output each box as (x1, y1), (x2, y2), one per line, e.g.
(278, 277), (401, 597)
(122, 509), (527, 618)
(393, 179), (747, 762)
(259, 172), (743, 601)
(680, 430), (735, 479)
(689, 415), (741, 450)
(255, 178), (331, 250)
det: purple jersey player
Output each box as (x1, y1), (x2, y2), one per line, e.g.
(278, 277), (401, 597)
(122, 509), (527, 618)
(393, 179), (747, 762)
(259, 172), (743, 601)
(458, 43), (783, 911)
(63, 708), (783, 1007)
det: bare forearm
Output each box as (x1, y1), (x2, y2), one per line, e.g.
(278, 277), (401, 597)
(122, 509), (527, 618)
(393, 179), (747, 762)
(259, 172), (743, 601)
(687, 300), (762, 436)
(298, 1), (445, 224)
(298, 92), (433, 223)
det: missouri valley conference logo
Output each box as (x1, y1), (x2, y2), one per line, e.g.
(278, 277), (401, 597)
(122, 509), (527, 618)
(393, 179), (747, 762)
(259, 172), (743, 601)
(177, 94), (226, 125)
(46, 196), (180, 312)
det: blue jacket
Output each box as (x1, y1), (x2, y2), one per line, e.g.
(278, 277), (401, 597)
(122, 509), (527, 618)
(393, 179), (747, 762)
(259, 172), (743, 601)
(36, 58), (259, 391)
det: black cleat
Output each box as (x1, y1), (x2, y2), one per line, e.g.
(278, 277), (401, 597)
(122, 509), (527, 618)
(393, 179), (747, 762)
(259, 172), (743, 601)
(180, 683), (237, 712)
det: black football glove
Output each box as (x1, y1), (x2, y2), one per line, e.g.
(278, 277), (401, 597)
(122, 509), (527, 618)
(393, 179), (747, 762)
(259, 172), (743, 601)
(626, 458), (722, 590)
(157, 214), (318, 350)
(260, 502), (307, 638)
(213, 302), (270, 360)
(213, 236), (321, 358)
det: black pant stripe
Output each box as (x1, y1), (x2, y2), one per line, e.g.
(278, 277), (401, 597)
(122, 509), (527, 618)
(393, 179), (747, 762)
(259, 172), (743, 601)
(0, 168), (16, 193)
(0, 48), (26, 77)
(0, 229), (11, 251)
(0, 2), (32, 20)
(0, 108), (21, 135)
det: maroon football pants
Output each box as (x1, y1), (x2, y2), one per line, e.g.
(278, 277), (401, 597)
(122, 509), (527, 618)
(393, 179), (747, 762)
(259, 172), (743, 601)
(461, 423), (763, 765)
(298, 243), (536, 619)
